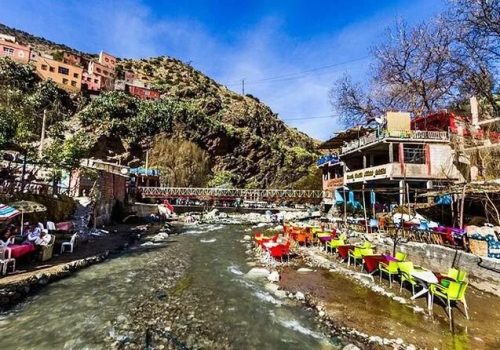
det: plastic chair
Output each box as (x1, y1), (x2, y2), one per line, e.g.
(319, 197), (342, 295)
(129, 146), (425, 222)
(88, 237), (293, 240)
(442, 268), (459, 280)
(430, 281), (469, 320)
(0, 247), (15, 275)
(379, 260), (399, 287)
(60, 233), (78, 254)
(327, 236), (345, 253)
(395, 251), (407, 261)
(399, 261), (417, 295)
(348, 247), (364, 267)
(457, 270), (467, 282)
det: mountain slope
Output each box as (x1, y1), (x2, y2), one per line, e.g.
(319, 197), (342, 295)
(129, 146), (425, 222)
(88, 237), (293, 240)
(0, 23), (321, 189)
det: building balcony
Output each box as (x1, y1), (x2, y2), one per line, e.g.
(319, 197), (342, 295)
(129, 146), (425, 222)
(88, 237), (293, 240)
(345, 162), (459, 184)
(322, 177), (344, 191)
(341, 130), (449, 155)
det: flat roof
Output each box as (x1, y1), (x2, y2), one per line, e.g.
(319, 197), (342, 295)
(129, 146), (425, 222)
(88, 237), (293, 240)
(319, 127), (373, 150)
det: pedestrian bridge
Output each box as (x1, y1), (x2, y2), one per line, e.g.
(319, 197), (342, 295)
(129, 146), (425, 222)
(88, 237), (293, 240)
(137, 186), (324, 202)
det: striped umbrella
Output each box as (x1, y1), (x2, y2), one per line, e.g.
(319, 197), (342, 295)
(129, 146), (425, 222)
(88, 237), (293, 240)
(0, 204), (20, 222)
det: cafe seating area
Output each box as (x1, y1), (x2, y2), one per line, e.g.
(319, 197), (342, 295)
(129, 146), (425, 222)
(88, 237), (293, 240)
(253, 222), (471, 322)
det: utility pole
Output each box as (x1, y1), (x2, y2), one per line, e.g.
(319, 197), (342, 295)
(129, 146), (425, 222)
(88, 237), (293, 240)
(145, 150), (149, 174)
(38, 109), (47, 158)
(241, 79), (245, 95)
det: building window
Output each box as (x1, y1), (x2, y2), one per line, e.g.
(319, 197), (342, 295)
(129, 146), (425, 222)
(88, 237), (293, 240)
(105, 57), (109, 62)
(58, 66), (69, 75)
(62, 78), (69, 85)
(3, 47), (14, 56)
(403, 145), (425, 164)
(41, 64), (48, 71)
(71, 81), (77, 87)
(96, 68), (101, 73)
(49, 66), (55, 72)
(73, 73), (79, 78)
(94, 79), (99, 83)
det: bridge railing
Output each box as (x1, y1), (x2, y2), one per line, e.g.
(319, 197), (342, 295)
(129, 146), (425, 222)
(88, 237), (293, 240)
(137, 186), (325, 200)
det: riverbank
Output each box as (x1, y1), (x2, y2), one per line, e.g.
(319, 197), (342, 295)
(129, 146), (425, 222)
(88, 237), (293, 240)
(276, 246), (500, 350)
(0, 224), (151, 310)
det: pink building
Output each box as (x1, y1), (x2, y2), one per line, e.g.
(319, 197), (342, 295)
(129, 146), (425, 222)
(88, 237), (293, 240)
(99, 51), (116, 69)
(0, 35), (31, 64)
(82, 71), (102, 91)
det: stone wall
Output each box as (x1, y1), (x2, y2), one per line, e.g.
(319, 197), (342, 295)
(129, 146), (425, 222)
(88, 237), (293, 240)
(378, 240), (500, 296)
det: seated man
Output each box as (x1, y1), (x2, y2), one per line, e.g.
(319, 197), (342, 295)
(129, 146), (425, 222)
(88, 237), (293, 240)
(0, 226), (16, 247)
(26, 226), (42, 244)
(34, 229), (52, 246)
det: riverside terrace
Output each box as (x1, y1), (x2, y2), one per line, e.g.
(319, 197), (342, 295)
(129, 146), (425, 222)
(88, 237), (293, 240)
(318, 113), (463, 208)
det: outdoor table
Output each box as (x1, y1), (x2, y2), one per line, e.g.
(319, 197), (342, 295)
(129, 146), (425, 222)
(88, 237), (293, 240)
(55, 221), (73, 231)
(336, 245), (355, 259)
(410, 269), (439, 311)
(362, 255), (396, 274)
(7, 243), (36, 259)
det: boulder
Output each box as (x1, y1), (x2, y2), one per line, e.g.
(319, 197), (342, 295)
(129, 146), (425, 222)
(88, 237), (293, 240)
(295, 291), (305, 300)
(243, 235), (251, 241)
(343, 345), (361, 350)
(245, 267), (270, 279)
(267, 271), (280, 282)
(297, 268), (313, 273)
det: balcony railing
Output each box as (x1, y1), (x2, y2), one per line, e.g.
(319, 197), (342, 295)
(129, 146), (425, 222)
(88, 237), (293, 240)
(341, 130), (449, 154)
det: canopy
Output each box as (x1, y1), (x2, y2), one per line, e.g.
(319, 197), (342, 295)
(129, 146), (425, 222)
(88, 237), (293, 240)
(9, 201), (47, 213)
(334, 190), (344, 204)
(0, 204), (20, 222)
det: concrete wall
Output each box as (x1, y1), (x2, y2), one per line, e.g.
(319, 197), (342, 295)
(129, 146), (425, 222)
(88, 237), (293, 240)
(378, 240), (500, 296)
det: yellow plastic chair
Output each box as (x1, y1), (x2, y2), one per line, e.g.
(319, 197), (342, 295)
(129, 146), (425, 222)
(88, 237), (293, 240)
(379, 260), (399, 287)
(395, 251), (407, 261)
(399, 261), (417, 295)
(430, 281), (469, 320)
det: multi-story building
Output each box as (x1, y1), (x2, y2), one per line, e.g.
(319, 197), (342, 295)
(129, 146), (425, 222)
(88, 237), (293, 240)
(0, 34), (31, 64)
(85, 51), (116, 91)
(318, 112), (464, 211)
(63, 51), (87, 67)
(35, 56), (83, 92)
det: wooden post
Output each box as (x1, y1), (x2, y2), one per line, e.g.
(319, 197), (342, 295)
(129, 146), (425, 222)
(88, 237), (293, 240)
(362, 183), (368, 233)
(459, 184), (467, 229)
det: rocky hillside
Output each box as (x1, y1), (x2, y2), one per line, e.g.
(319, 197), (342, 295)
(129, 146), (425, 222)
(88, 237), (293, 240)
(0, 23), (321, 189)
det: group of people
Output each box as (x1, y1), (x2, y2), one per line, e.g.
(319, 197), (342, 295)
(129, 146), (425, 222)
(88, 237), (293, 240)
(0, 223), (53, 247)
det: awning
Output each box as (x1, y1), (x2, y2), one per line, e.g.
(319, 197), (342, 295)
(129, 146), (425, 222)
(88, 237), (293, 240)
(0, 204), (20, 222)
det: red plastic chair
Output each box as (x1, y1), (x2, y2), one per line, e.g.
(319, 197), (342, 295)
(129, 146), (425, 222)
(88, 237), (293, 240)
(269, 245), (284, 262)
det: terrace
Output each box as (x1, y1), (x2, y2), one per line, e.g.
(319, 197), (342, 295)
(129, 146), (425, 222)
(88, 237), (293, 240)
(341, 130), (449, 155)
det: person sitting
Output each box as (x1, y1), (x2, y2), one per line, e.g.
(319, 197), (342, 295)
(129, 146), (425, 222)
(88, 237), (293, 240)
(26, 226), (42, 244)
(35, 229), (52, 246)
(0, 226), (16, 247)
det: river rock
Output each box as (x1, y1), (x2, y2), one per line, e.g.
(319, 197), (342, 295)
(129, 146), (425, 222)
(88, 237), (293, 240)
(267, 271), (280, 282)
(274, 290), (287, 299)
(295, 291), (305, 301)
(343, 345), (361, 350)
(152, 232), (169, 242)
(265, 283), (279, 292)
(243, 235), (251, 241)
(297, 268), (313, 273)
(245, 268), (270, 279)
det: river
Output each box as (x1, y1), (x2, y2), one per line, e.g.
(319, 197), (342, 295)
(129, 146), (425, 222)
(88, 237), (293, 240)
(0, 224), (341, 349)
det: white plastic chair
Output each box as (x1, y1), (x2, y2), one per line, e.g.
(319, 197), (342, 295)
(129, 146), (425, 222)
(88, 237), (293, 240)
(0, 247), (15, 275)
(60, 233), (78, 254)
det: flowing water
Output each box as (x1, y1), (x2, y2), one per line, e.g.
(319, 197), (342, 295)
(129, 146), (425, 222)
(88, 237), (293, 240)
(0, 224), (340, 349)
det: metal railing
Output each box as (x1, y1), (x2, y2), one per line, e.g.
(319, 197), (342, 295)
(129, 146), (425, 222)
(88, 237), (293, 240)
(137, 186), (325, 201)
(341, 130), (449, 154)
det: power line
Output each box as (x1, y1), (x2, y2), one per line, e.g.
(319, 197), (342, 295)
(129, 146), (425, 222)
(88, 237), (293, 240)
(225, 56), (370, 87)
(283, 114), (336, 121)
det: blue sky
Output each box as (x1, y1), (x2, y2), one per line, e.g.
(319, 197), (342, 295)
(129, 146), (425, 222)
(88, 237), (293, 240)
(0, 0), (445, 140)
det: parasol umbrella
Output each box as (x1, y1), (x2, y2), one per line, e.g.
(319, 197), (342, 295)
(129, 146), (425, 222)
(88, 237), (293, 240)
(0, 204), (20, 222)
(9, 201), (47, 235)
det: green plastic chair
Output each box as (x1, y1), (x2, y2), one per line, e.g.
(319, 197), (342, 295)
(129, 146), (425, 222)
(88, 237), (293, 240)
(442, 268), (459, 280)
(395, 251), (407, 261)
(430, 281), (469, 320)
(457, 270), (468, 282)
(348, 247), (363, 268)
(398, 261), (417, 295)
(361, 241), (372, 249)
(327, 233), (346, 253)
(379, 260), (399, 287)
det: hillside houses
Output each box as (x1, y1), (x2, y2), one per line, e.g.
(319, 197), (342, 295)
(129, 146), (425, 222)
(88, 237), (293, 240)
(0, 33), (160, 99)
